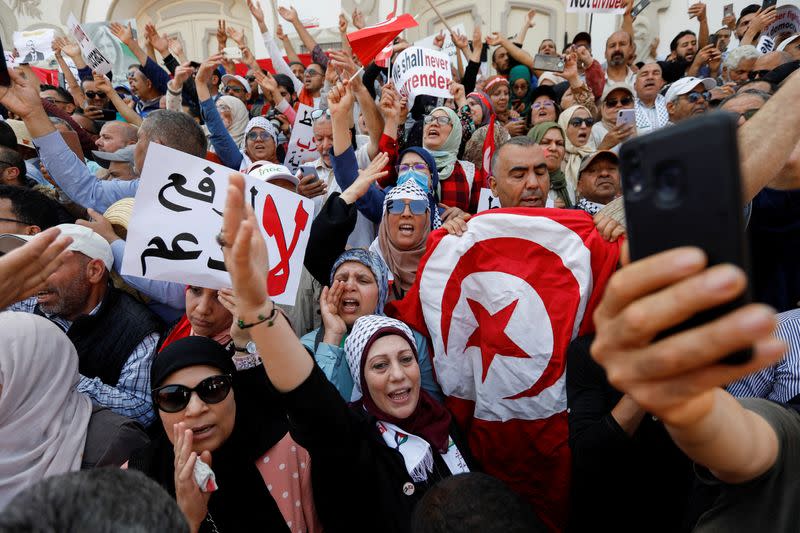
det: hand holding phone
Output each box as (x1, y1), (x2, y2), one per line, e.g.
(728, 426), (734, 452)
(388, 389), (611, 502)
(631, 0), (652, 18)
(616, 109), (636, 127)
(533, 54), (565, 73)
(299, 165), (320, 184)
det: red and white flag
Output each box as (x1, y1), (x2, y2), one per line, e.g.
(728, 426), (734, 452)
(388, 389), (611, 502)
(346, 14), (418, 67)
(388, 208), (621, 532)
(374, 42), (394, 68)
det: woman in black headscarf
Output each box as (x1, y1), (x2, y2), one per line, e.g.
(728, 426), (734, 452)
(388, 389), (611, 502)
(128, 336), (320, 533)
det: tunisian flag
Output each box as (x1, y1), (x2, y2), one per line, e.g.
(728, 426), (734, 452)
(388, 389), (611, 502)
(346, 14), (418, 67)
(387, 208), (621, 531)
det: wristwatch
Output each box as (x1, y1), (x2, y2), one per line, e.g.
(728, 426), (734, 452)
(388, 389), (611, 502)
(234, 340), (257, 354)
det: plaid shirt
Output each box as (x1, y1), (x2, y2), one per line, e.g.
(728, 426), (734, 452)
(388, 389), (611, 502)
(439, 161), (484, 214)
(8, 297), (158, 426)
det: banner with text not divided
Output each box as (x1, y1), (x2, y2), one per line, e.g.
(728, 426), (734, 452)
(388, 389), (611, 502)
(391, 46), (452, 107)
(566, 0), (626, 15)
(122, 144), (314, 306)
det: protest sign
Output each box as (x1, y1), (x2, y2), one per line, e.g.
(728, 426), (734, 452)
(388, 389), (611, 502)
(122, 144), (314, 306)
(283, 103), (318, 173)
(13, 29), (55, 63)
(757, 5), (800, 53)
(566, 0), (626, 15)
(4, 51), (16, 68)
(67, 14), (113, 75)
(276, 0), (341, 32)
(391, 46), (452, 106)
(83, 20), (139, 85)
(414, 23), (468, 69)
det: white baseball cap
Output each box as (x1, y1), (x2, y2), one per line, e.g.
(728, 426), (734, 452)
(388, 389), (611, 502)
(245, 161), (300, 187)
(0, 224), (113, 270)
(601, 82), (635, 103)
(664, 76), (716, 103)
(777, 34), (799, 52)
(221, 74), (251, 94)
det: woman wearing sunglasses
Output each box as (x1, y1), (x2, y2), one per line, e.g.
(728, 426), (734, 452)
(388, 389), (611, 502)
(128, 336), (320, 533)
(217, 185), (474, 532)
(592, 85), (638, 152)
(0, 313), (148, 510)
(558, 105), (598, 203)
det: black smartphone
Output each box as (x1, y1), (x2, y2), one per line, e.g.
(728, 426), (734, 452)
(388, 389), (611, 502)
(0, 37), (10, 87)
(761, 0), (777, 9)
(709, 33), (719, 48)
(723, 3), (735, 18)
(619, 113), (752, 365)
(299, 165), (320, 183)
(631, 0), (652, 18)
(533, 54), (565, 73)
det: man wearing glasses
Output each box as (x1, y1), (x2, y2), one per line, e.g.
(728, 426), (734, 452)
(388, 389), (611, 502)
(665, 76), (716, 123)
(750, 51), (794, 82)
(220, 73), (252, 107)
(302, 64), (325, 108)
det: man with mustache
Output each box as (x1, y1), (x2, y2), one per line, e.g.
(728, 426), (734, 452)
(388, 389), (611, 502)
(665, 76), (716, 123)
(634, 62), (669, 134)
(3, 224), (163, 427)
(659, 2), (718, 83)
(575, 151), (622, 214)
(604, 31), (637, 86)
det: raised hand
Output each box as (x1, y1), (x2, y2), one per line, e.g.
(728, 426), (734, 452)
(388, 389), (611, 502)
(216, 20), (227, 51)
(352, 8), (365, 30)
(145, 23), (170, 55)
(173, 423), (212, 533)
(220, 173), (270, 314)
(247, 0), (265, 24)
(339, 13), (348, 34)
(217, 287), (252, 347)
(525, 8), (537, 28)
(340, 152), (389, 204)
(687, 2), (707, 22)
(562, 52), (579, 81)
(0, 68), (45, 119)
(326, 79), (356, 118)
(379, 82), (402, 122)
(433, 31), (446, 49)
(169, 37), (186, 61)
(226, 25), (247, 47)
(328, 49), (358, 78)
(109, 22), (135, 46)
(448, 80), (467, 107)
(451, 31), (469, 51)
(278, 6), (299, 24)
(171, 62), (195, 89)
(196, 53), (224, 85)
(320, 281), (347, 344)
(0, 227), (73, 308)
(750, 6), (778, 34)
(254, 70), (278, 94)
(486, 32), (503, 46)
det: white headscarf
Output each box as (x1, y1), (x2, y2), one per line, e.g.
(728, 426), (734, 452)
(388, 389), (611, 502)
(0, 312), (92, 510)
(558, 105), (597, 204)
(217, 95), (250, 146)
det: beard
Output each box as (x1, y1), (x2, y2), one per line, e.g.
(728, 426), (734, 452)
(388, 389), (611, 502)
(609, 52), (626, 67)
(39, 269), (90, 318)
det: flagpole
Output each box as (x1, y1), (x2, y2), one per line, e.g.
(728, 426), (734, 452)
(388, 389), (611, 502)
(423, 0), (454, 34)
(349, 66), (364, 82)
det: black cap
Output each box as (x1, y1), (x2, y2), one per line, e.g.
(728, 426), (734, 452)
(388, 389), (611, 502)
(573, 31), (592, 47)
(530, 84), (557, 103)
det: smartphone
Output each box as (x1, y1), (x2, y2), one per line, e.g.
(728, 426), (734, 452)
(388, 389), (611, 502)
(709, 33), (719, 48)
(723, 3), (735, 18)
(619, 113), (752, 365)
(533, 54), (565, 73)
(761, 0), (777, 9)
(0, 37), (10, 87)
(299, 165), (320, 183)
(222, 46), (243, 60)
(616, 109), (636, 127)
(631, 0), (652, 18)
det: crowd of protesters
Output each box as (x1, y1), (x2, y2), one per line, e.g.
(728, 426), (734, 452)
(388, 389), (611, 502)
(1, 0), (800, 531)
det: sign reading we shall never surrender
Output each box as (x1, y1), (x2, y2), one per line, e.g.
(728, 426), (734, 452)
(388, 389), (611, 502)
(391, 46), (452, 106)
(121, 144), (314, 306)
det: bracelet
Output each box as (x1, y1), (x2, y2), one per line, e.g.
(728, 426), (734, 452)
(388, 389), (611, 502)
(167, 86), (182, 96)
(236, 301), (278, 329)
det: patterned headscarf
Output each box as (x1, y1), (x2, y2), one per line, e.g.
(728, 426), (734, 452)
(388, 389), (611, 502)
(423, 106), (462, 181)
(344, 315), (416, 398)
(467, 92), (492, 127)
(240, 117), (279, 171)
(330, 249), (389, 315)
(558, 105), (597, 203)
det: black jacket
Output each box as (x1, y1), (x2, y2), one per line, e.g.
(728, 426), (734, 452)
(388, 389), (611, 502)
(283, 365), (475, 533)
(304, 192), (357, 287)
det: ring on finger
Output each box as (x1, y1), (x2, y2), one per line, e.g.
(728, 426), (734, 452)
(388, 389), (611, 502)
(216, 231), (229, 248)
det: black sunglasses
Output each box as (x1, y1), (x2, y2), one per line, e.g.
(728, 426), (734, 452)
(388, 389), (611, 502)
(85, 91), (105, 99)
(748, 69), (770, 80)
(152, 374), (233, 413)
(605, 96), (634, 107)
(568, 117), (595, 127)
(0, 217), (31, 225)
(681, 91), (711, 103)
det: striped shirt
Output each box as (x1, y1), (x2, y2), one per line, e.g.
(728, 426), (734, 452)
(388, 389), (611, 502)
(727, 309), (800, 402)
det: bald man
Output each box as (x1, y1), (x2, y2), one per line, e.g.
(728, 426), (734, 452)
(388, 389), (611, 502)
(95, 121), (138, 153)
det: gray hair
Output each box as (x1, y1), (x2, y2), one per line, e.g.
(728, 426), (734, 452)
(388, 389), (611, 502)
(140, 109), (207, 158)
(491, 136), (538, 175)
(723, 45), (760, 70)
(719, 89), (772, 109)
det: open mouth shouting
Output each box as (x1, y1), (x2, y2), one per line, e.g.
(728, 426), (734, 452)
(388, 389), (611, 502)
(387, 387), (412, 405)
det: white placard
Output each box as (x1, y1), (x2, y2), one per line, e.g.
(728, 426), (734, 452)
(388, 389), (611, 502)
(3, 51), (17, 68)
(476, 188), (555, 212)
(67, 14), (113, 75)
(13, 29), (55, 63)
(283, 103), (319, 173)
(414, 23), (468, 70)
(391, 46), (452, 106)
(565, 0), (626, 15)
(122, 144), (314, 306)
(277, 0), (342, 33)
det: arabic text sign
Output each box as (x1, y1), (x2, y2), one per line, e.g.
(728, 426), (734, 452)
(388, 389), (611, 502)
(13, 29), (55, 63)
(283, 103), (319, 173)
(67, 14), (113, 75)
(121, 144), (314, 306)
(566, 0), (626, 15)
(391, 46), (452, 106)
